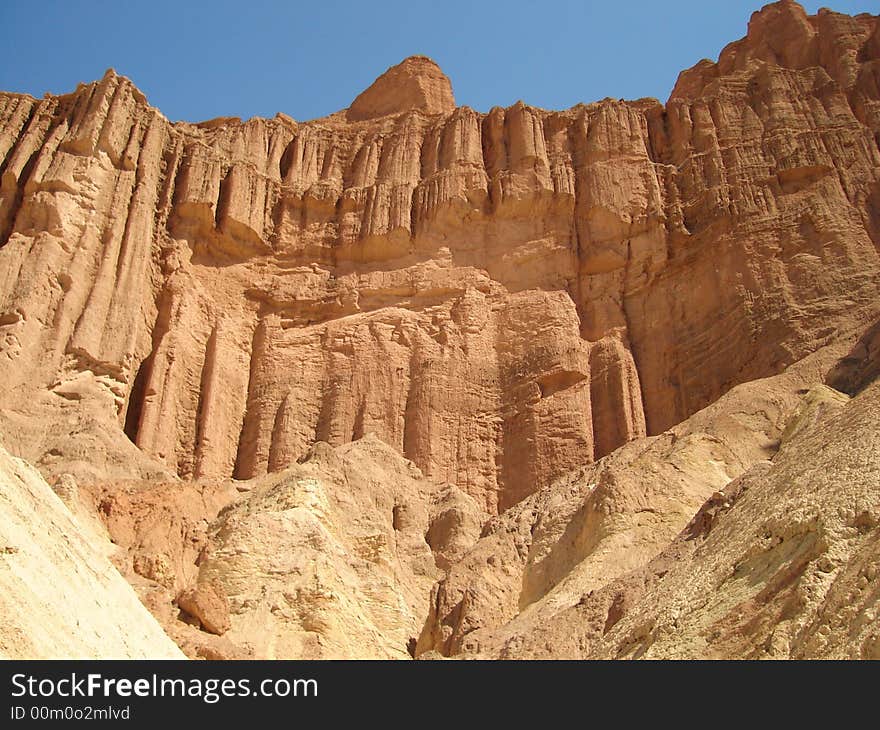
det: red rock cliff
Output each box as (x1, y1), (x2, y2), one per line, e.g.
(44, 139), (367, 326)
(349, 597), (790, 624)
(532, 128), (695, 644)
(0, 0), (879, 513)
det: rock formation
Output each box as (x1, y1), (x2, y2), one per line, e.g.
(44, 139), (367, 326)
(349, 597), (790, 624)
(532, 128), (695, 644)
(460, 373), (880, 660)
(0, 445), (184, 658)
(0, 0), (878, 659)
(348, 56), (456, 121)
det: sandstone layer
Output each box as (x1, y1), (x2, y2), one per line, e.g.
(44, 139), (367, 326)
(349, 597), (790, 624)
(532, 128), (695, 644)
(0, 1), (879, 659)
(0, 445), (184, 658)
(3, 1), (879, 514)
(464, 372), (880, 660)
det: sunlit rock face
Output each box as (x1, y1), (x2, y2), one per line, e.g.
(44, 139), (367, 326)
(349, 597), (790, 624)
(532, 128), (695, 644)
(0, 4), (878, 519)
(2, 1), (880, 662)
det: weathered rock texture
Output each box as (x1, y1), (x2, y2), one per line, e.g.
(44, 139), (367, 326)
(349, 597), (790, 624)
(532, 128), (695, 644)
(465, 373), (880, 660)
(0, 1), (879, 659)
(348, 56), (456, 121)
(2, 1), (879, 515)
(192, 436), (460, 659)
(412, 341), (862, 657)
(0, 445), (184, 658)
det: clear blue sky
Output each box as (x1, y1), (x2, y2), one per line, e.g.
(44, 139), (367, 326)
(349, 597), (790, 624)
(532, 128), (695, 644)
(0, 1), (875, 123)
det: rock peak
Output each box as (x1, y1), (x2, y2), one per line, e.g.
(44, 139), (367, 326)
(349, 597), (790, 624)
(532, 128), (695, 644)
(347, 55), (455, 121)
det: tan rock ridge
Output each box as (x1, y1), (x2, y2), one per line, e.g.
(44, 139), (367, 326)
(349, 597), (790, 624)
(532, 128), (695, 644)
(411, 340), (857, 657)
(348, 55), (456, 121)
(468, 374), (880, 659)
(0, 1), (879, 659)
(87, 434), (484, 659)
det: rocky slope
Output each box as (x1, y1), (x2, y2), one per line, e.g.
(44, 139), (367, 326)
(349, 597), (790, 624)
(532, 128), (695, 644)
(0, 445), (184, 658)
(468, 373), (880, 660)
(0, 0), (878, 659)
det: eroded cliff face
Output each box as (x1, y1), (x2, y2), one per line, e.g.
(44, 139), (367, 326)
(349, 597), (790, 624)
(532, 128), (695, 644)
(2, 2), (879, 515)
(1, 1), (880, 660)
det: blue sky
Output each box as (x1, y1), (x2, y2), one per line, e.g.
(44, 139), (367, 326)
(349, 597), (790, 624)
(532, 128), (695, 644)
(0, 1), (875, 122)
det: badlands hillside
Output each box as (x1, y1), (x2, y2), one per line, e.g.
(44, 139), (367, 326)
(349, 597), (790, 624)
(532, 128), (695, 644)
(0, 0), (879, 659)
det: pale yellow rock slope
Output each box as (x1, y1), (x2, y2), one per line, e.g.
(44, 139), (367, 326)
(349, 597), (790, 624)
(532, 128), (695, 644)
(0, 445), (184, 658)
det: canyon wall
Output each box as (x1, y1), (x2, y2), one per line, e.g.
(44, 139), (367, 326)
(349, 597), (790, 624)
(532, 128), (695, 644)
(1, 1), (879, 515)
